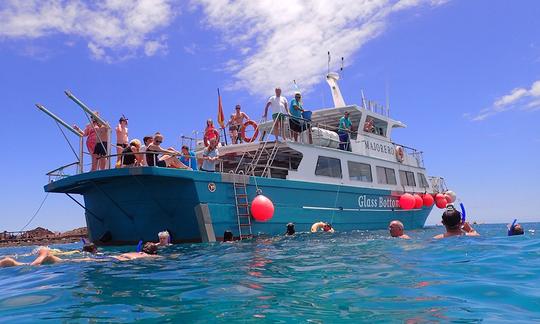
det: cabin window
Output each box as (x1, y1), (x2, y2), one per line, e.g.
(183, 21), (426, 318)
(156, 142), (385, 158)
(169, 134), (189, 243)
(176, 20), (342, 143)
(348, 161), (372, 182)
(417, 173), (429, 188)
(315, 156), (342, 178)
(376, 166), (397, 185)
(363, 116), (388, 137)
(399, 170), (416, 187)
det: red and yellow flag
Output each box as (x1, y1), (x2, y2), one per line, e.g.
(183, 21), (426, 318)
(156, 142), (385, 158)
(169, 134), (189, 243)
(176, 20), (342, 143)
(217, 88), (225, 128)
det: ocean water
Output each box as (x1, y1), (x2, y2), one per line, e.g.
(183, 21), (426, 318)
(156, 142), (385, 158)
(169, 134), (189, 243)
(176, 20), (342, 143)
(0, 223), (539, 323)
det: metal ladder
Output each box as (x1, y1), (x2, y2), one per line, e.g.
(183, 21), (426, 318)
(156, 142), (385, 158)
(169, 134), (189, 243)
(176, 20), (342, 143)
(233, 172), (252, 240)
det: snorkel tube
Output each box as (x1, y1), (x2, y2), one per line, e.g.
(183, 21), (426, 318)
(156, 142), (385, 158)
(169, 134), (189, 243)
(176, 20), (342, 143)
(508, 219), (517, 236)
(136, 240), (143, 252)
(459, 203), (466, 223)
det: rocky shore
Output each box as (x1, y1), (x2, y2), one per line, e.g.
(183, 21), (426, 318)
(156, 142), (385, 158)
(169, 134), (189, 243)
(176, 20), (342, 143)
(0, 227), (88, 247)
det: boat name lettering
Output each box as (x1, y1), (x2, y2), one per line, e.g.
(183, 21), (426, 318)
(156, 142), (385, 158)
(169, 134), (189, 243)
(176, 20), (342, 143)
(358, 195), (399, 208)
(364, 140), (395, 155)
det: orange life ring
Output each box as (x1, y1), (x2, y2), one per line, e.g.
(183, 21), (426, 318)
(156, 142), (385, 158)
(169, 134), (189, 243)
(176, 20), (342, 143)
(204, 128), (220, 147)
(241, 120), (259, 143)
(395, 145), (405, 162)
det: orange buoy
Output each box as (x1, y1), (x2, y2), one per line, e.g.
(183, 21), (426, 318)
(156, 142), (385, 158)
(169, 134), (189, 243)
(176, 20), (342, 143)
(250, 194), (274, 222)
(422, 194), (434, 207)
(435, 193), (447, 209)
(413, 194), (423, 209)
(241, 120), (259, 143)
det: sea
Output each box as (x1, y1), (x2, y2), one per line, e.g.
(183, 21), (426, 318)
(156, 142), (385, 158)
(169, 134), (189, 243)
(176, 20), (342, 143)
(0, 223), (539, 323)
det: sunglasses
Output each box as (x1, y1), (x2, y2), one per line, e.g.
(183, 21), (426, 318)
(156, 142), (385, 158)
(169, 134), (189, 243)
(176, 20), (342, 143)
(155, 140), (162, 143)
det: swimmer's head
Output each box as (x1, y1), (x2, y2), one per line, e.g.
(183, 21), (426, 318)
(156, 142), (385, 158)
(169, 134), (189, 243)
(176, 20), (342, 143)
(158, 231), (170, 245)
(223, 230), (233, 242)
(442, 206), (462, 229)
(388, 220), (405, 237)
(509, 223), (524, 236)
(286, 223), (295, 235)
(82, 243), (97, 254)
(323, 223), (333, 232)
(142, 242), (158, 255)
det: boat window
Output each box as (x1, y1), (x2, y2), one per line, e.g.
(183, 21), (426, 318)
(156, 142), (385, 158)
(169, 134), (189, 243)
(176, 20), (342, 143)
(363, 116), (388, 137)
(376, 166), (397, 185)
(417, 173), (429, 188)
(348, 161), (372, 182)
(315, 156), (342, 178)
(399, 170), (416, 187)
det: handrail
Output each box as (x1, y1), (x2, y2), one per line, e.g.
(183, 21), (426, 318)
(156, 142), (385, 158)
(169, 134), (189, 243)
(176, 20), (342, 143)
(46, 162), (80, 176)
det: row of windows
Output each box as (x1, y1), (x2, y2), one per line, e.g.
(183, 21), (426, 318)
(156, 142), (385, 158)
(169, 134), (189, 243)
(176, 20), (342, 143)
(315, 156), (429, 188)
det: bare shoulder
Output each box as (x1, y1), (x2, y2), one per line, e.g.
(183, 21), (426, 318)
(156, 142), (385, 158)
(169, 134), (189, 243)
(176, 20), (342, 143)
(433, 234), (444, 239)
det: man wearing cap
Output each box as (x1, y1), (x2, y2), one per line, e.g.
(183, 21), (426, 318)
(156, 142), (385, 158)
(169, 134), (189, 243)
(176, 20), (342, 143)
(434, 205), (479, 239)
(289, 92), (304, 142)
(338, 111), (352, 151)
(263, 87), (289, 141)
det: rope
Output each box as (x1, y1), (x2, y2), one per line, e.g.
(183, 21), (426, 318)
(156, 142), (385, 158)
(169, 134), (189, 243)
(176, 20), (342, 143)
(55, 121), (79, 161)
(330, 181), (342, 224)
(20, 193), (49, 231)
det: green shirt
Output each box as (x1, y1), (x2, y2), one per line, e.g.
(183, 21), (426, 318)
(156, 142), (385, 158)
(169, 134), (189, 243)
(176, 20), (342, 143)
(338, 116), (352, 131)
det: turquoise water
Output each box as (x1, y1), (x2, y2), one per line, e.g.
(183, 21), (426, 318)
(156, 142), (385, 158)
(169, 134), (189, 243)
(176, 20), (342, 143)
(0, 223), (539, 322)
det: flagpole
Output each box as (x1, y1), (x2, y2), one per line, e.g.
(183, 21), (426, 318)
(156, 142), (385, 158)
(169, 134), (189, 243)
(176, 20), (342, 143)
(217, 88), (228, 145)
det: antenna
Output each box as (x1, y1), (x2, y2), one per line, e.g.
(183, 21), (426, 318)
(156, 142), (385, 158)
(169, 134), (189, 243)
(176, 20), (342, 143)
(340, 57), (344, 77)
(293, 79), (299, 91)
(361, 90), (367, 109)
(385, 81), (390, 117)
(327, 51), (331, 75)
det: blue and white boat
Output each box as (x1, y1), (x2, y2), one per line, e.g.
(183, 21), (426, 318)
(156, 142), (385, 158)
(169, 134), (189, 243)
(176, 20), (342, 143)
(43, 72), (447, 245)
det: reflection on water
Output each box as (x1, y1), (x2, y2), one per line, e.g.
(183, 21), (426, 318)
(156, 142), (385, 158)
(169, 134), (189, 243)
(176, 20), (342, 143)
(0, 224), (539, 322)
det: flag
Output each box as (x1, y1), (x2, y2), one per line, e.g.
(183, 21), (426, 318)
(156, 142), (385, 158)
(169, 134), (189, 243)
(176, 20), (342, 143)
(217, 88), (225, 128)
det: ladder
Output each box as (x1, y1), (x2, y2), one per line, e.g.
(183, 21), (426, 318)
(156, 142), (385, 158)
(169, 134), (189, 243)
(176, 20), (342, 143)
(233, 173), (252, 240)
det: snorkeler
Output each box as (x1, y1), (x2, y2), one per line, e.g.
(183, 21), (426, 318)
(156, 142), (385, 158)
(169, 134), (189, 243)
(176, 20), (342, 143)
(508, 220), (524, 236)
(433, 205), (479, 239)
(285, 223), (295, 235)
(0, 247), (63, 267)
(311, 222), (335, 233)
(388, 220), (411, 239)
(112, 242), (160, 261)
(223, 230), (234, 242)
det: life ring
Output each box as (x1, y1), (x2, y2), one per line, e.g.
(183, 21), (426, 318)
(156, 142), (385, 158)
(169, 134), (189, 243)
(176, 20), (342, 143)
(204, 128), (220, 147)
(241, 120), (259, 143)
(395, 145), (405, 163)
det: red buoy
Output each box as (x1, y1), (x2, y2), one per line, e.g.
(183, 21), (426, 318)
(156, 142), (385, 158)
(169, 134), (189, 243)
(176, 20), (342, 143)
(250, 195), (274, 222)
(422, 194), (434, 207)
(435, 193), (447, 209)
(399, 193), (415, 210)
(413, 194), (423, 209)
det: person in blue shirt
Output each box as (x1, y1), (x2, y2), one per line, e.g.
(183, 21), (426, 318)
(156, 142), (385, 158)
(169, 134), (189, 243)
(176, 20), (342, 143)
(338, 111), (352, 151)
(289, 92), (304, 142)
(179, 145), (198, 170)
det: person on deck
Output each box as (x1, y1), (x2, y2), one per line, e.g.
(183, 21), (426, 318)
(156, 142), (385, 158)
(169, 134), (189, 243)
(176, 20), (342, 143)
(338, 111), (352, 151)
(146, 134), (188, 169)
(93, 119), (110, 170)
(231, 104), (251, 144)
(433, 205), (479, 239)
(289, 92), (305, 142)
(227, 114), (238, 144)
(263, 87), (289, 141)
(201, 138), (219, 172)
(204, 119), (220, 146)
(363, 117), (376, 133)
(179, 145), (198, 170)
(74, 115), (98, 171)
(115, 116), (129, 166)
(388, 220), (411, 239)
(140, 136), (153, 166)
(121, 139), (143, 167)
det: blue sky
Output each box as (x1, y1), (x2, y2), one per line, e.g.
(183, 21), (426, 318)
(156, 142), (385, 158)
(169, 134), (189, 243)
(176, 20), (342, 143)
(0, 0), (539, 231)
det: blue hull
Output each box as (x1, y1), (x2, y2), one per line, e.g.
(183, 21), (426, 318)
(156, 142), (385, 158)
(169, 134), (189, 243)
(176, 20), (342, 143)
(45, 168), (431, 244)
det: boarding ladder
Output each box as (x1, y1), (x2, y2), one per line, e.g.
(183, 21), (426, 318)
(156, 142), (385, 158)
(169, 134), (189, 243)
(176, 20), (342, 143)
(233, 171), (253, 240)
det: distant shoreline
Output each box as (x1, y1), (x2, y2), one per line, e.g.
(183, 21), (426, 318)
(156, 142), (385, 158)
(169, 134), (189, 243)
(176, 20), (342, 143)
(0, 227), (87, 248)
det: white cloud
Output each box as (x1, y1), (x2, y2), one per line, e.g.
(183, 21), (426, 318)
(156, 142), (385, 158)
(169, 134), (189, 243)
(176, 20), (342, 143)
(193, 0), (446, 96)
(470, 80), (540, 121)
(0, 0), (176, 61)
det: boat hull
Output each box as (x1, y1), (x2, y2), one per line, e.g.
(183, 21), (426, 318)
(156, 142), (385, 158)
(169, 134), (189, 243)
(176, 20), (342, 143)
(45, 168), (431, 244)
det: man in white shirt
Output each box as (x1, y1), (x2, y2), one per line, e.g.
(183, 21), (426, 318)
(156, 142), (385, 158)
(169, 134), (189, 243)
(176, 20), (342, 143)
(263, 87), (289, 141)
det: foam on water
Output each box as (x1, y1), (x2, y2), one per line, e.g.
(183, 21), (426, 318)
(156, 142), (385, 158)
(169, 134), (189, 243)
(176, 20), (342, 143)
(0, 223), (539, 322)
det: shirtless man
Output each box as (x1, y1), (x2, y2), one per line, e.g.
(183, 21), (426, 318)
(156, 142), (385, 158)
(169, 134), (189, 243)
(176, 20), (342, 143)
(115, 116), (129, 165)
(146, 133), (188, 169)
(94, 119), (110, 170)
(388, 220), (411, 239)
(231, 104), (250, 144)
(433, 205), (479, 239)
(112, 242), (160, 261)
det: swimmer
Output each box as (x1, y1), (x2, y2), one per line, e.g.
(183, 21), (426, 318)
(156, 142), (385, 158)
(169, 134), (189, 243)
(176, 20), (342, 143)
(156, 230), (172, 246)
(112, 242), (160, 261)
(0, 246), (62, 267)
(311, 222), (335, 233)
(433, 205), (479, 239)
(285, 223), (295, 235)
(388, 220), (411, 239)
(223, 230), (234, 242)
(508, 221), (524, 236)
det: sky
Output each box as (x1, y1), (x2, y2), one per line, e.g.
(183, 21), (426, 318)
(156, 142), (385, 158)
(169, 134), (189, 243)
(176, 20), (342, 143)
(0, 0), (539, 231)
